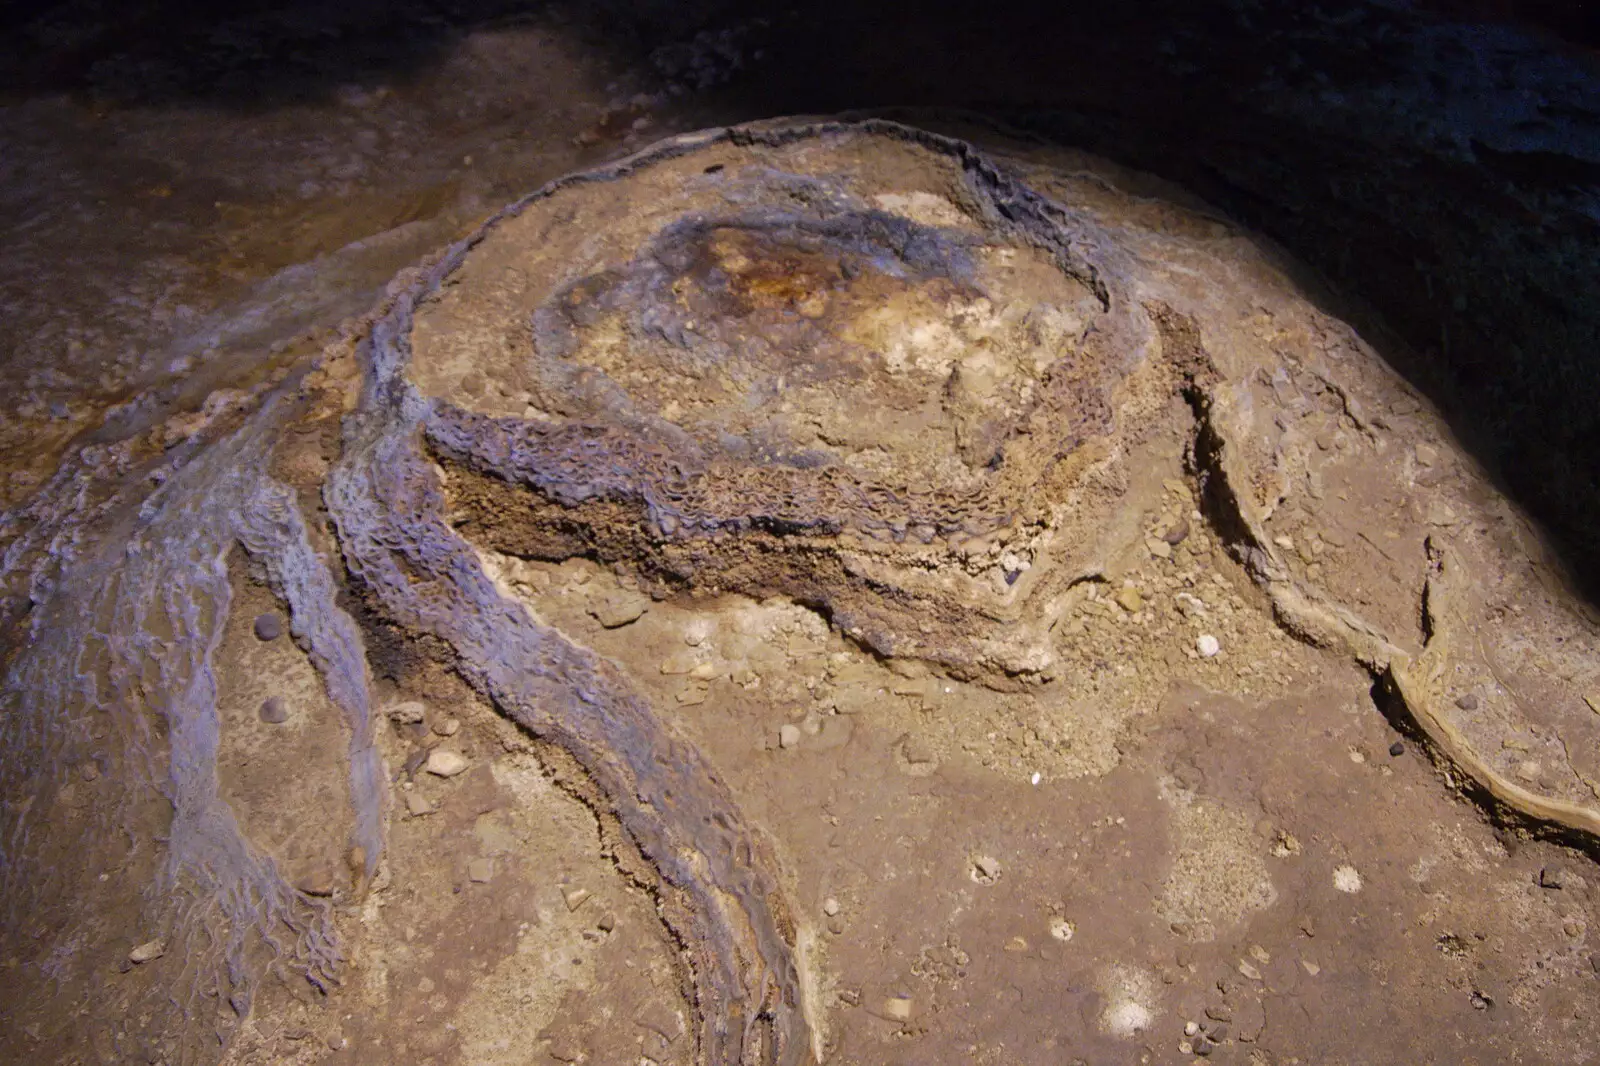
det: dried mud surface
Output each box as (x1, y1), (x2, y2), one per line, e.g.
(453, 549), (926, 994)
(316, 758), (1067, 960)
(4, 112), (1600, 1066)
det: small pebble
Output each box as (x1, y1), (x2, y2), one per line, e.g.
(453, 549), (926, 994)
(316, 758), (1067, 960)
(258, 697), (290, 724)
(129, 939), (166, 963)
(1389, 741), (1405, 757)
(1184, 1021), (1200, 1037)
(1163, 519), (1191, 545)
(253, 613), (283, 641)
(403, 792), (434, 817)
(823, 897), (841, 917)
(882, 995), (913, 1022)
(1333, 864), (1363, 894)
(1455, 693), (1479, 711)
(563, 886), (592, 912)
(468, 858), (494, 883)
(1115, 586), (1145, 613)
(590, 592), (648, 629)
(432, 717), (461, 737)
(779, 724), (802, 749)
(972, 855), (1001, 882)
(296, 863), (337, 897)
(1196, 634), (1221, 658)
(425, 749), (469, 777)
(901, 734), (936, 765)
(387, 701), (426, 725)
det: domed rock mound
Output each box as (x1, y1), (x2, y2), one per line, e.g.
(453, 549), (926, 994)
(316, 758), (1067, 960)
(4, 118), (1599, 1066)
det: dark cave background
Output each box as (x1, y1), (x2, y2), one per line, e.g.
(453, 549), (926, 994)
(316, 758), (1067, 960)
(2, 0), (1598, 600)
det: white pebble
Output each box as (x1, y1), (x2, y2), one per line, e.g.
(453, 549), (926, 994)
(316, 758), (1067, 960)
(1333, 864), (1363, 893)
(425, 749), (469, 777)
(882, 995), (913, 1022)
(1196, 634), (1221, 658)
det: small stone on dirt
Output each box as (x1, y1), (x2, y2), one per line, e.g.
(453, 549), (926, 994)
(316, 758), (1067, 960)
(296, 863), (337, 897)
(882, 995), (913, 1022)
(1539, 866), (1566, 890)
(253, 612), (283, 641)
(1455, 693), (1479, 711)
(387, 701), (426, 724)
(433, 716), (461, 737)
(1333, 864), (1363, 893)
(468, 858), (494, 883)
(823, 897), (841, 916)
(129, 939), (165, 963)
(901, 734), (936, 765)
(1196, 634), (1221, 658)
(972, 855), (1001, 883)
(779, 724), (802, 749)
(1389, 741), (1405, 757)
(1163, 519), (1191, 545)
(425, 749), (469, 777)
(1115, 586), (1145, 613)
(404, 791), (434, 816)
(258, 697), (290, 724)
(659, 650), (700, 675)
(589, 592), (649, 628)
(563, 886), (592, 912)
